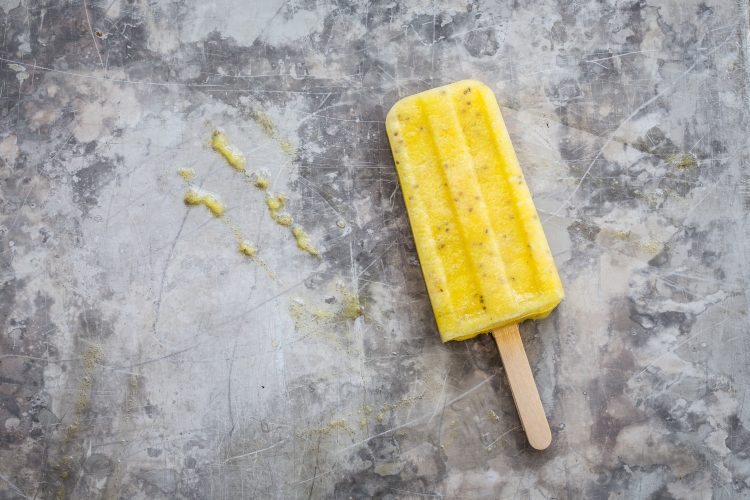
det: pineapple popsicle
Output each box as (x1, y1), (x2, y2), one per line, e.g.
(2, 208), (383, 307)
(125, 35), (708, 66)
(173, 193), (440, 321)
(386, 80), (563, 341)
(386, 80), (564, 450)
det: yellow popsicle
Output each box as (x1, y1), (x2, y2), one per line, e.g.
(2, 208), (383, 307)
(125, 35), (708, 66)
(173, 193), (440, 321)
(386, 80), (563, 343)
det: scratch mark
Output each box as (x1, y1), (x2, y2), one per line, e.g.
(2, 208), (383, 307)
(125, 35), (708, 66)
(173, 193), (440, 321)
(0, 56), (227, 88)
(0, 473), (30, 499)
(152, 210), (189, 345)
(389, 487), (442, 498)
(227, 341), (237, 437)
(307, 436), (322, 500)
(552, 30), (737, 216)
(357, 240), (397, 278)
(103, 345), (198, 370)
(292, 377), (480, 490)
(426, 370), (449, 426)
(486, 426), (522, 449)
(223, 440), (286, 463)
(583, 49), (659, 63)
(83, 0), (104, 69)
(636, 318), (730, 378)
(210, 278), (308, 330)
(335, 374), (495, 457)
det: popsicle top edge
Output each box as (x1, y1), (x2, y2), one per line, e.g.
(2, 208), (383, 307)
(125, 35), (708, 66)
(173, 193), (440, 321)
(385, 79), (495, 130)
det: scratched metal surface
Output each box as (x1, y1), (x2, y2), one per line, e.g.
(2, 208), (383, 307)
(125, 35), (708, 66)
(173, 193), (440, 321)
(1, 0), (749, 499)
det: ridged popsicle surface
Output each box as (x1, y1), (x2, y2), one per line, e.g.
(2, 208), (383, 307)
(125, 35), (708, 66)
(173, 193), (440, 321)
(386, 80), (564, 342)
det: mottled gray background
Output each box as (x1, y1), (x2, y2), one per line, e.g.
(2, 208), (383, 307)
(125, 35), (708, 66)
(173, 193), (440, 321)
(1, 0), (749, 499)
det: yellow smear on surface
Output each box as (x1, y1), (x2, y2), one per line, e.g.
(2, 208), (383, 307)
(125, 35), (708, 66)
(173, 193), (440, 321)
(380, 398), (416, 413)
(263, 189), (320, 257)
(265, 193), (294, 226)
(340, 290), (363, 319)
(286, 286), (363, 353)
(292, 226), (318, 256)
(56, 456), (72, 480)
(253, 111), (295, 156)
(601, 228), (662, 258)
(53, 343), (103, 499)
(313, 309), (335, 320)
(223, 220), (245, 244)
(666, 152), (697, 169)
(239, 241), (258, 257)
(289, 300), (328, 341)
(76, 344), (103, 416)
(374, 463), (401, 476)
(254, 111), (276, 135)
(211, 130), (246, 171)
(54, 456), (74, 499)
(125, 374), (139, 422)
(299, 418), (355, 438)
(288, 286), (363, 331)
(336, 219), (346, 229)
(218, 216), (276, 279)
(613, 229), (629, 239)
(184, 188), (225, 217)
(175, 139), (283, 279)
(177, 168), (195, 182)
(291, 395), (423, 443)
(266, 193), (286, 211)
(288, 301), (306, 330)
(254, 175), (270, 190)
(279, 140), (295, 156)
(642, 240), (661, 255)
(275, 214), (293, 226)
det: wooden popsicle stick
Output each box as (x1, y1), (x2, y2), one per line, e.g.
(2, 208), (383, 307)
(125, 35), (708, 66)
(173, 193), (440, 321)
(492, 323), (552, 450)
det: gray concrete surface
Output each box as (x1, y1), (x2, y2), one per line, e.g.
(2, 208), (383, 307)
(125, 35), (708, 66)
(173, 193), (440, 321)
(1, 0), (749, 498)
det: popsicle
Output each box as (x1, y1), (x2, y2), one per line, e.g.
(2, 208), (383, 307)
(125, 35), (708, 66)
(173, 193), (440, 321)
(386, 80), (564, 450)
